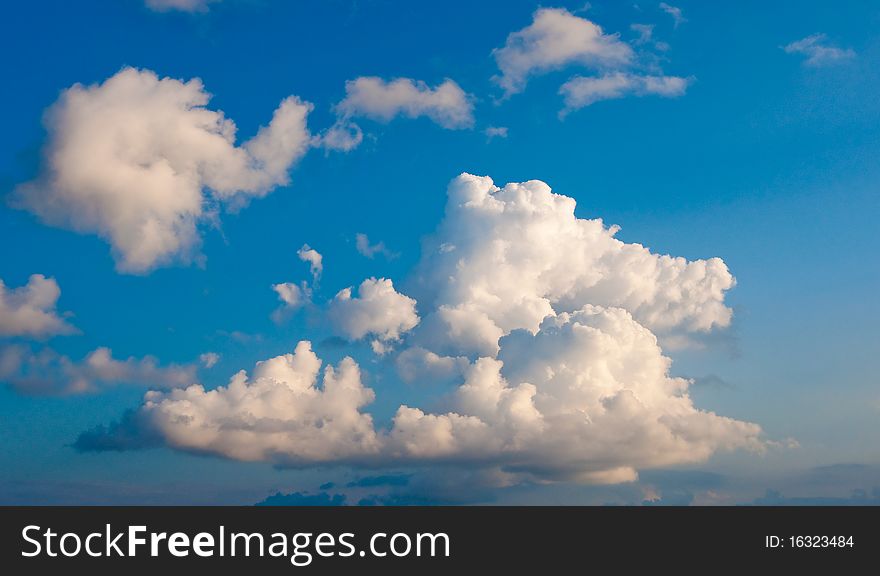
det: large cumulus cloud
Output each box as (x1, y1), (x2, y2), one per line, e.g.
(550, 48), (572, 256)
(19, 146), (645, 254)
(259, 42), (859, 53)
(409, 174), (735, 357)
(13, 68), (312, 273)
(77, 173), (762, 484)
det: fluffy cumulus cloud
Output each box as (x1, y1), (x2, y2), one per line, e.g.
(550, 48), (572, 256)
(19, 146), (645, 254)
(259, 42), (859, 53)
(78, 341), (381, 463)
(80, 173), (763, 483)
(491, 8), (690, 112)
(492, 7), (633, 96)
(783, 34), (856, 67)
(322, 77), (474, 151)
(0, 275), (75, 338)
(145, 0), (218, 12)
(409, 174), (735, 356)
(388, 306), (761, 481)
(560, 72), (689, 113)
(0, 344), (195, 395)
(336, 77), (474, 129)
(328, 278), (419, 346)
(13, 68), (312, 273)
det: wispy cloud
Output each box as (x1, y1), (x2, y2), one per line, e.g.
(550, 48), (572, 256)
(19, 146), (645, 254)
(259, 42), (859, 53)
(783, 33), (855, 67)
(659, 3), (686, 28)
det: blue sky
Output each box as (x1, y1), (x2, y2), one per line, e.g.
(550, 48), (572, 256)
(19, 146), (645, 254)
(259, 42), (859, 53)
(0, 0), (878, 504)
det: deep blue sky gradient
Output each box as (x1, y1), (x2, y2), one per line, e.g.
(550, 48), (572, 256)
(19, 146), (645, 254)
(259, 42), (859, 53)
(0, 0), (878, 504)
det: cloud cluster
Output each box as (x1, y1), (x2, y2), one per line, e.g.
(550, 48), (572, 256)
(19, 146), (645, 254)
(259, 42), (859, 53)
(0, 344), (196, 395)
(13, 68), (312, 273)
(0, 275), (75, 338)
(783, 34), (856, 67)
(491, 8), (689, 112)
(492, 7), (633, 96)
(80, 174), (761, 483)
(322, 77), (474, 151)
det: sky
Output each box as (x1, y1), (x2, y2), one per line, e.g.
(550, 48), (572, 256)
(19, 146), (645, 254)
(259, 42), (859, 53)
(0, 0), (878, 505)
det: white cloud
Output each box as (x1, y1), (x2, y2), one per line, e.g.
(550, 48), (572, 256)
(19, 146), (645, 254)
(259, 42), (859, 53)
(319, 122), (364, 153)
(484, 126), (509, 141)
(0, 344), (195, 395)
(13, 68), (312, 273)
(145, 0), (217, 12)
(121, 341), (380, 463)
(409, 174), (735, 357)
(328, 278), (419, 345)
(79, 323), (761, 477)
(659, 3), (686, 28)
(0, 275), (75, 338)
(272, 282), (310, 309)
(321, 77), (474, 152)
(491, 8), (633, 96)
(297, 244), (323, 281)
(355, 233), (397, 259)
(199, 352), (220, 368)
(560, 72), (690, 113)
(388, 306), (762, 480)
(270, 281), (311, 323)
(335, 77), (474, 129)
(783, 34), (856, 67)
(76, 173), (763, 484)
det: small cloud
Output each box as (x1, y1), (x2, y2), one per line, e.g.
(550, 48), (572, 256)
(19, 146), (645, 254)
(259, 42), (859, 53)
(491, 8), (634, 97)
(631, 23), (654, 45)
(328, 278), (419, 345)
(199, 352), (220, 368)
(783, 33), (855, 67)
(145, 0), (218, 12)
(0, 275), (77, 338)
(484, 126), (509, 141)
(270, 281), (312, 323)
(216, 330), (263, 345)
(321, 77), (474, 151)
(659, 3), (686, 28)
(355, 233), (398, 260)
(297, 244), (323, 282)
(559, 73), (691, 115)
